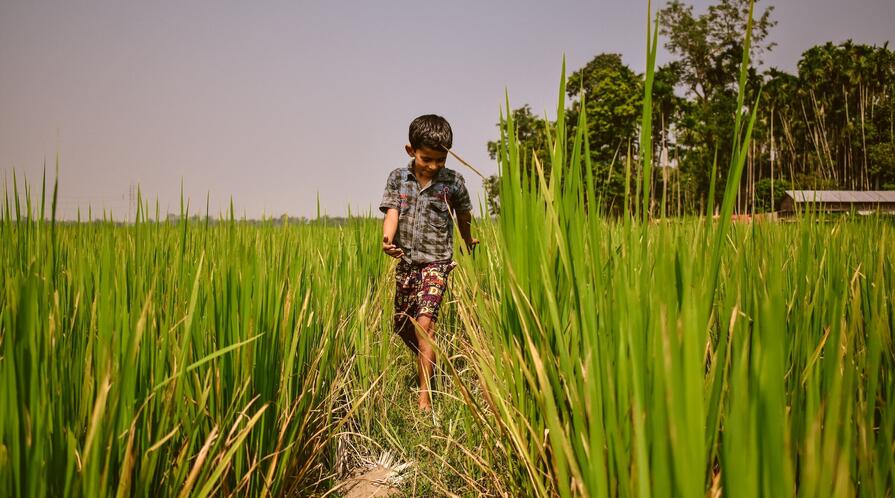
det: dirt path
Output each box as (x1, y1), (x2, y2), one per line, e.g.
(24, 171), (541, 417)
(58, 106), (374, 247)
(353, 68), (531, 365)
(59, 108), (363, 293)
(337, 465), (401, 497)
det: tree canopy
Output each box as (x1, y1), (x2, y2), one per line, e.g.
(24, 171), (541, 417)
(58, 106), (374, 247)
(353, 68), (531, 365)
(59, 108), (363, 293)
(484, 0), (895, 214)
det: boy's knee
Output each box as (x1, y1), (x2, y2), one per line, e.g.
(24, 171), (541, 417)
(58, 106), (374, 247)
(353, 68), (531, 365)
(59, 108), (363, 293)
(415, 314), (435, 334)
(414, 315), (436, 345)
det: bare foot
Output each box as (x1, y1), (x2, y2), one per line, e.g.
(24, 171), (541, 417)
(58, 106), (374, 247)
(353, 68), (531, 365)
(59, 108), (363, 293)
(418, 396), (431, 412)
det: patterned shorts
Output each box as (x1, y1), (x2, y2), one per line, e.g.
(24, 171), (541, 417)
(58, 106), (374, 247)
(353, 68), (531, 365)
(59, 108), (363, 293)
(394, 260), (457, 331)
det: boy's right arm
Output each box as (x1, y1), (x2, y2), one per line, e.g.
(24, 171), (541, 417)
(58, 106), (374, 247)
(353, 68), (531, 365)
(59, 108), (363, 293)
(382, 208), (404, 259)
(379, 171), (404, 259)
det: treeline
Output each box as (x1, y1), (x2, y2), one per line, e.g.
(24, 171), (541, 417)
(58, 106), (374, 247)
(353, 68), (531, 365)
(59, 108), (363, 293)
(486, 0), (895, 215)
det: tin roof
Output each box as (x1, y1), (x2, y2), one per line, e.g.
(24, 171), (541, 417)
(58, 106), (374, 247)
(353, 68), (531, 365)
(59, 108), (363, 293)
(784, 190), (895, 203)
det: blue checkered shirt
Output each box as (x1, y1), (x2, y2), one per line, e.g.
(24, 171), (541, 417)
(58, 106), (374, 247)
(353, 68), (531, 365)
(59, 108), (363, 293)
(379, 163), (473, 264)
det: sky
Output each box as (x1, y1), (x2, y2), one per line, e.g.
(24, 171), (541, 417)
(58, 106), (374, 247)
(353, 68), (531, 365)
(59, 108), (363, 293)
(2, 0), (893, 220)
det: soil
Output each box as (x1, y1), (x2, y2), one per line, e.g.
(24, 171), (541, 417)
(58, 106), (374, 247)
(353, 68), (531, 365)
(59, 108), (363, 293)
(337, 465), (402, 498)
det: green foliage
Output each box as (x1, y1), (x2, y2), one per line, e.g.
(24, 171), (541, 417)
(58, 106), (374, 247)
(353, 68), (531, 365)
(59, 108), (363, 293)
(656, 0), (773, 213)
(449, 5), (895, 497)
(790, 172), (840, 191)
(486, 2), (894, 215)
(868, 142), (895, 185)
(486, 54), (643, 214)
(785, 41), (895, 189)
(486, 105), (553, 214)
(569, 54), (644, 213)
(567, 53), (642, 164)
(482, 174), (501, 215)
(486, 104), (551, 167)
(0, 176), (391, 496)
(753, 177), (789, 212)
(5, 1), (895, 496)
(658, 0), (776, 101)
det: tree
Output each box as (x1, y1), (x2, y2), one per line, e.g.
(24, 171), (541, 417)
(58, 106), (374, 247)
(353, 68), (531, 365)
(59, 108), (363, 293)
(484, 5), (894, 215)
(567, 53), (642, 163)
(567, 54), (643, 211)
(486, 55), (643, 213)
(486, 104), (552, 166)
(657, 0), (776, 211)
(868, 143), (895, 189)
(485, 105), (553, 214)
(795, 42), (895, 189)
(658, 0), (776, 102)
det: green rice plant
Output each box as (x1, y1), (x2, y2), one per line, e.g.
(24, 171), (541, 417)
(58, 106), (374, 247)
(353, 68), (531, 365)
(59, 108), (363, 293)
(446, 1), (895, 496)
(0, 170), (392, 496)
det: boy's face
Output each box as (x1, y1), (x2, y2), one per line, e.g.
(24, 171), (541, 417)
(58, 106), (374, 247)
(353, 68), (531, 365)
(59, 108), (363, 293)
(406, 145), (448, 179)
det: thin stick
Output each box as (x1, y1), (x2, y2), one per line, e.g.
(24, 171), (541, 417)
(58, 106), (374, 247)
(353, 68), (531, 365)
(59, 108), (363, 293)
(443, 146), (487, 180)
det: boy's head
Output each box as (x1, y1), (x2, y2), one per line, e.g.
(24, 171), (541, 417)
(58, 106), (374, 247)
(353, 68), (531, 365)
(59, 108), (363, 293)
(406, 114), (452, 177)
(408, 114), (452, 151)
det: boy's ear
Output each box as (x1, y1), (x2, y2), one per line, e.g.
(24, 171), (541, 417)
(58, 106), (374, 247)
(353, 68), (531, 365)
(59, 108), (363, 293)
(405, 144), (415, 157)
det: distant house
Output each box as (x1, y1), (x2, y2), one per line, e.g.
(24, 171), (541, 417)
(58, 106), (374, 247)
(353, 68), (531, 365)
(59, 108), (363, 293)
(781, 190), (895, 214)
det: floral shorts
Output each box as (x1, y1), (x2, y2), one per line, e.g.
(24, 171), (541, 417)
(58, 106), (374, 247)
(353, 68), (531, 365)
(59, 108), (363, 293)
(394, 260), (457, 331)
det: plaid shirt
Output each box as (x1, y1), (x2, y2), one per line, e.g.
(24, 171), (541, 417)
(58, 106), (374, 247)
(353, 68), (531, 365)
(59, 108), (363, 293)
(379, 162), (473, 264)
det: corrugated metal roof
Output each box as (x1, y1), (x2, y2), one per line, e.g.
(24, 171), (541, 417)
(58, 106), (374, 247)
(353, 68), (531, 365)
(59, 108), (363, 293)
(784, 190), (895, 203)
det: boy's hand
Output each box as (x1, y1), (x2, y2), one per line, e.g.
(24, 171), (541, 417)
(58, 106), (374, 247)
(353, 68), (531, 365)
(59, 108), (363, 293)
(382, 236), (404, 259)
(462, 237), (479, 254)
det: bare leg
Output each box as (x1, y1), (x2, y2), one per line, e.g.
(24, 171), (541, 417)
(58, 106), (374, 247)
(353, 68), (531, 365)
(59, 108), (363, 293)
(414, 314), (436, 411)
(396, 317), (419, 353)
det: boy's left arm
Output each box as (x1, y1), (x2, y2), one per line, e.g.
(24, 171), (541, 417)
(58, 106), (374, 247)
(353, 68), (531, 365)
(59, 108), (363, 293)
(451, 175), (478, 253)
(456, 211), (478, 253)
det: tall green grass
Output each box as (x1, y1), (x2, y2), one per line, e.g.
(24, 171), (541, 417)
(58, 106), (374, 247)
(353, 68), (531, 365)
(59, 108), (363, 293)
(446, 1), (895, 496)
(0, 174), (390, 496)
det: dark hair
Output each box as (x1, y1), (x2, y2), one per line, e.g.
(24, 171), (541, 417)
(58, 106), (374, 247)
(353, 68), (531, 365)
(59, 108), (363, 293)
(408, 114), (453, 150)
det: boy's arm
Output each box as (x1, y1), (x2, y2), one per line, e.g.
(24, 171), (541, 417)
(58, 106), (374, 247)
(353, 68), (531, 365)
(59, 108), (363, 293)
(456, 211), (478, 253)
(379, 171), (404, 259)
(382, 208), (404, 259)
(451, 174), (477, 253)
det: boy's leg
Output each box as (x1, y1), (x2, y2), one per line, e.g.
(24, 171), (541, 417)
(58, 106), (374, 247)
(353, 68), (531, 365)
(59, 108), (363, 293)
(413, 262), (453, 411)
(397, 319), (418, 352)
(415, 314), (436, 410)
(394, 261), (420, 353)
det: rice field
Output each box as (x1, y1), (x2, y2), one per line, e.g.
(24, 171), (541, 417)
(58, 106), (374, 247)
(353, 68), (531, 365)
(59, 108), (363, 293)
(0, 197), (398, 496)
(450, 123), (895, 497)
(2, 3), (894, 496)
(2, 174), (893, 497)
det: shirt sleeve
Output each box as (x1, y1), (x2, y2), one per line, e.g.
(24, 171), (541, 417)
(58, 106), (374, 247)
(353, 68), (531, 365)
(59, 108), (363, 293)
(452, 175), (474, 213)
(379, 170), (401, 214)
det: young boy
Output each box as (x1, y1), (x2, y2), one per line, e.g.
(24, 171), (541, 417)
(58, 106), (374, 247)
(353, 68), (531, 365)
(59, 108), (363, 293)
(379, 114), (478, 411)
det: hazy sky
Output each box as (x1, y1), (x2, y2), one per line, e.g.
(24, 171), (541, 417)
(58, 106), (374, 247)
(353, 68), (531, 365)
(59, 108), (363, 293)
(2, 0), (893, 220)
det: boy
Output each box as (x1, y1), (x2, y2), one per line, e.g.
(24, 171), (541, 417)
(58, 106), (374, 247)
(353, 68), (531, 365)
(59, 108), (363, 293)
(379, 114), (478, 411)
